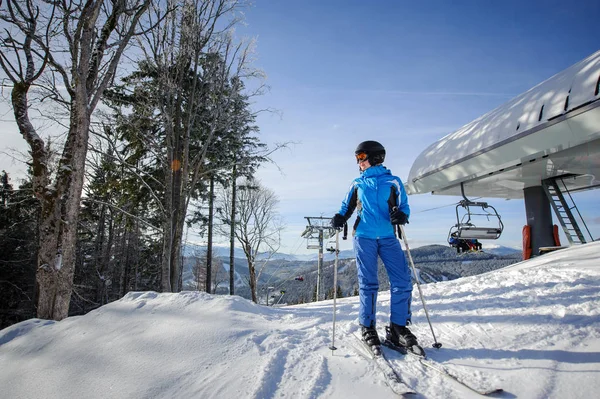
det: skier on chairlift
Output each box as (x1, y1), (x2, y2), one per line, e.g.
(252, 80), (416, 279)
(449, 232), (482, 253)
(468, 238), (483, 252)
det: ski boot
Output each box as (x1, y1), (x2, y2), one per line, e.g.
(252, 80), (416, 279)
(361, 324), (382, 356)
(385, 323), (425, 357)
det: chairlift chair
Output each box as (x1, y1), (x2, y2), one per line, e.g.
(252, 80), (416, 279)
(449, 184), (504, 241)
(306, 236), (320, 250)
(325, 235), (340, 253)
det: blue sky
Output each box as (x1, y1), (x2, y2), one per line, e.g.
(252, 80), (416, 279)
(237, 0), (600, 254)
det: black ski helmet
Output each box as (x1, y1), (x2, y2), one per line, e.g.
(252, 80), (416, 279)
(355, 140), (386, 165)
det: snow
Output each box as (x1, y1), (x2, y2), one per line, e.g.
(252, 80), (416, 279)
(1, 242), (600, 399)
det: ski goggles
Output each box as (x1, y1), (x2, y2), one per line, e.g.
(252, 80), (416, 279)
(355, 152), (368, 163)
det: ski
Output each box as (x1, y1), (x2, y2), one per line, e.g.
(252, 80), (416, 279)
(382, 339), (503, 396)
(351, 332), (416, 396)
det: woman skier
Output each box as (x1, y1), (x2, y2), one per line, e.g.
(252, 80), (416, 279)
(331, 140), (420, 354)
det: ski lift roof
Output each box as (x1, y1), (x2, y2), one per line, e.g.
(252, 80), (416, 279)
(406, 49), (600, 199)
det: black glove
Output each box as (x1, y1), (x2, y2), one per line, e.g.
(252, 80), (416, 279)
(390, 208), (408, 225)
(331, 213), (346, 229)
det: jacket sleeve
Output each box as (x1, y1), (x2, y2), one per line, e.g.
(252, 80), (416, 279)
(393, 177), (410, 219)
(338, 181), (358, 220)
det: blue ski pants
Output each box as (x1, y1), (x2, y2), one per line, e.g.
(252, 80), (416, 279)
(354, 236), (413, 328)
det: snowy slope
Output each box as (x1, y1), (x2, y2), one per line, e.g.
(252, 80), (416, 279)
(1, 242), (599, 398)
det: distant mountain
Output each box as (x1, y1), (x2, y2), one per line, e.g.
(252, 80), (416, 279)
(183, 242), (521, 263)
(483, 244), (522, 256)
(182, 243), (355, 262)
(292, 250), (355, 262)
(182, 243), (247, 259)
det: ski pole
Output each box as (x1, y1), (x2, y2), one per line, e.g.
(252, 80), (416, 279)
(399, 224), (442, 349)
(329, 229), (340, 354)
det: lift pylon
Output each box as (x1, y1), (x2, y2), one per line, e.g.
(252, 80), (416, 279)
(302, 217), (336, 301)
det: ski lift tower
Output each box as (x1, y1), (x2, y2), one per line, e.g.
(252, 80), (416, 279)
(301, 216), (335, 301)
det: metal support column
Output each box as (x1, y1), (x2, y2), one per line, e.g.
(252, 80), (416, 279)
(524, 186), (556, 256)
(317, 229), (324, 301)
(301, 216), (335, 302)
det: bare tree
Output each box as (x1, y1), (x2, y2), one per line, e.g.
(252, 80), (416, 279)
(191, 248), (225, 293)
(211, 256), (227, 293)
(219, 180), (284, 303)
(0, 0), (151, 320)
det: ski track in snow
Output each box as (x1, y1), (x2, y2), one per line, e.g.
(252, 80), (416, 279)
(249, 327), (331, 399)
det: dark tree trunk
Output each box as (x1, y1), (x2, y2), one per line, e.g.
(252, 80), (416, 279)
(206, 175), (214, 293)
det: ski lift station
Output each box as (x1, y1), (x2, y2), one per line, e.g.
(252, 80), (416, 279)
(406, 49), (600, 257)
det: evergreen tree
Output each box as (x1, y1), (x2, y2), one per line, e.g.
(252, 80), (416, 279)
(71, 147), (162, 315)
(0, 171), (39, 328)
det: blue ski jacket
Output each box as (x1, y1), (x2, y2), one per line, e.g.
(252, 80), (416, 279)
(337, 165), (410, 239)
